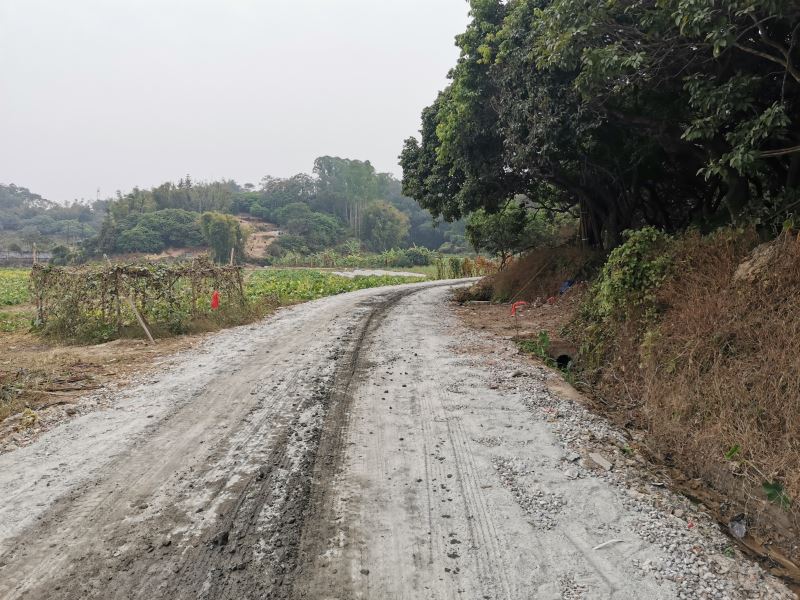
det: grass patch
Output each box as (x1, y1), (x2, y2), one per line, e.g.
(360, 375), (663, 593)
(0, 269), (30, 306)
(516, 330), (577, 385)
(0, 310), (31, 333)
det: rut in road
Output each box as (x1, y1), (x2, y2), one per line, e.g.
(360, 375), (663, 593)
(290, 287), (794, 600)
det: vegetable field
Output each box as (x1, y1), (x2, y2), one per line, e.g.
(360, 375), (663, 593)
(245, 270), (420, 304)
(0, 269), (30, 306)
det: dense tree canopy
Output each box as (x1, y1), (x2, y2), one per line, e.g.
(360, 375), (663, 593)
(4, 156), (469, 258)
(401, 0), (800, 248)
(466, 199), (558, 267)
(245, 158), (465, 253)
(199, 212), (245, 263)
(0, 184), (99, 249)
(272, 202), (348, 253)
(361, 202), (410, 252)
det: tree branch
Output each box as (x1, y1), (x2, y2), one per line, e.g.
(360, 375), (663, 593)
(761, 145), (800, 158)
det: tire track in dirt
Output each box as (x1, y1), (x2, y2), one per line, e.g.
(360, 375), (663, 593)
(293, 285), (524, 599)
(289, 284), (448, 600)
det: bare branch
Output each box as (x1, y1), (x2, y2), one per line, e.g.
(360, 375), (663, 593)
(734, 43), (800, 83)
(761, 144), (800, 158)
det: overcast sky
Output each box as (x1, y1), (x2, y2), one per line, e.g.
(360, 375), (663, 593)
(0, 0), (469, 203)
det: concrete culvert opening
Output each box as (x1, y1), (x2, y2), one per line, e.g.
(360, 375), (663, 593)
(545, 340), (577, 371)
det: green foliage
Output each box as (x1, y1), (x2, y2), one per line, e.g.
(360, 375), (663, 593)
(117, 226), (165, 254)
(725, 444), (742, 460)
(245, 270), (416, 304)
(126, 209), (204, 248)
(200, 212), (245, 263)
(252, 158), (464, 252)
(587, 228), (673, 321)
(0, 269), (29, 306)
(448, 257), (463, 279)
(402, 0), (800, 246)
(361, 201), (410, 251)
(5, 155), (467, 260)
(0, 310), (29, 333)
(429, 255), (486, 279)
(0, 184), (99, 251)
(49, 245), (71, 266)
(404, 246), (433, 266)
(266, 246), (440, 270)
(30, 259), (246, 342)
(763, 481), (793, 509)
(573, 227), (673, 371)
(466, 200), (560, 267)
(271, 203), (347, 253)
(518, 331), (552, 362)
(517, 330), (576, 382)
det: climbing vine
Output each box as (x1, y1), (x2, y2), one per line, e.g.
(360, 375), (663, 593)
(30, 257), (245, 341)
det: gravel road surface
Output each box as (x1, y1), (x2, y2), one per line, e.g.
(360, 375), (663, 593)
(0, 281), (793, 599)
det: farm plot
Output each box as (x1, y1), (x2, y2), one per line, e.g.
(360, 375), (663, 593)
(245, 269), (421, 304)
(0, 269), (30, 306)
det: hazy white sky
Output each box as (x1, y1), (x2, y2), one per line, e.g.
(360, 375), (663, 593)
(0, 0), (469, 203)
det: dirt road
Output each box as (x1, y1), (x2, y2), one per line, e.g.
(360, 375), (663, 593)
(0, 282), (793, 599)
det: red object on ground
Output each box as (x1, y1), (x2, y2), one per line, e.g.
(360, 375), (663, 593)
(211, 290), (220, 310)
(547, 296), (557, 305)
(510, 301), (528, 316)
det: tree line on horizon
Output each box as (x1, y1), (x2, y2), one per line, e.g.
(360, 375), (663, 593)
(0, 157), (467, 263)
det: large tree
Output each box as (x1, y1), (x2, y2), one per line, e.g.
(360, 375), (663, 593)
(401, 0), (800, 248)
(362, 201), (410, 252)
(199, 212), (245, 263)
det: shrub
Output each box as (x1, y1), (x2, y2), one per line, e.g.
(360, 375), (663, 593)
(404, 246), (432, 266)
(117, 226), (165, 254)
(49, 245), (71, 266)
(588, 227), (672, 321)
(448, 257), (463, 279)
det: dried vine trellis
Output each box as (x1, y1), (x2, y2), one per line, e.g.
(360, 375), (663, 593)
(30, 257), (246, 341)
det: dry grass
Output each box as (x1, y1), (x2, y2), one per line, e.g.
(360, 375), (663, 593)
(465, 232), (800, 567)
(0, 317), (201, 425)
(642, 232), (800, 535)
(456, 246), (599, 304)
(571, 229), (800, 557)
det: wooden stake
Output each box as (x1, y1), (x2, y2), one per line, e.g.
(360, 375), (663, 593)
(229, 247), (235, 266)
(127, 295), (156, 345)
(104, 255), (155, 345)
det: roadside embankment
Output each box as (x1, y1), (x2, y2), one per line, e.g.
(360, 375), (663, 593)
(456, 228), (800, 588)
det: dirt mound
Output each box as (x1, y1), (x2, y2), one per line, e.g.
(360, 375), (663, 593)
(237, 215), (280, 260)
(733, 238), (784, 284)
